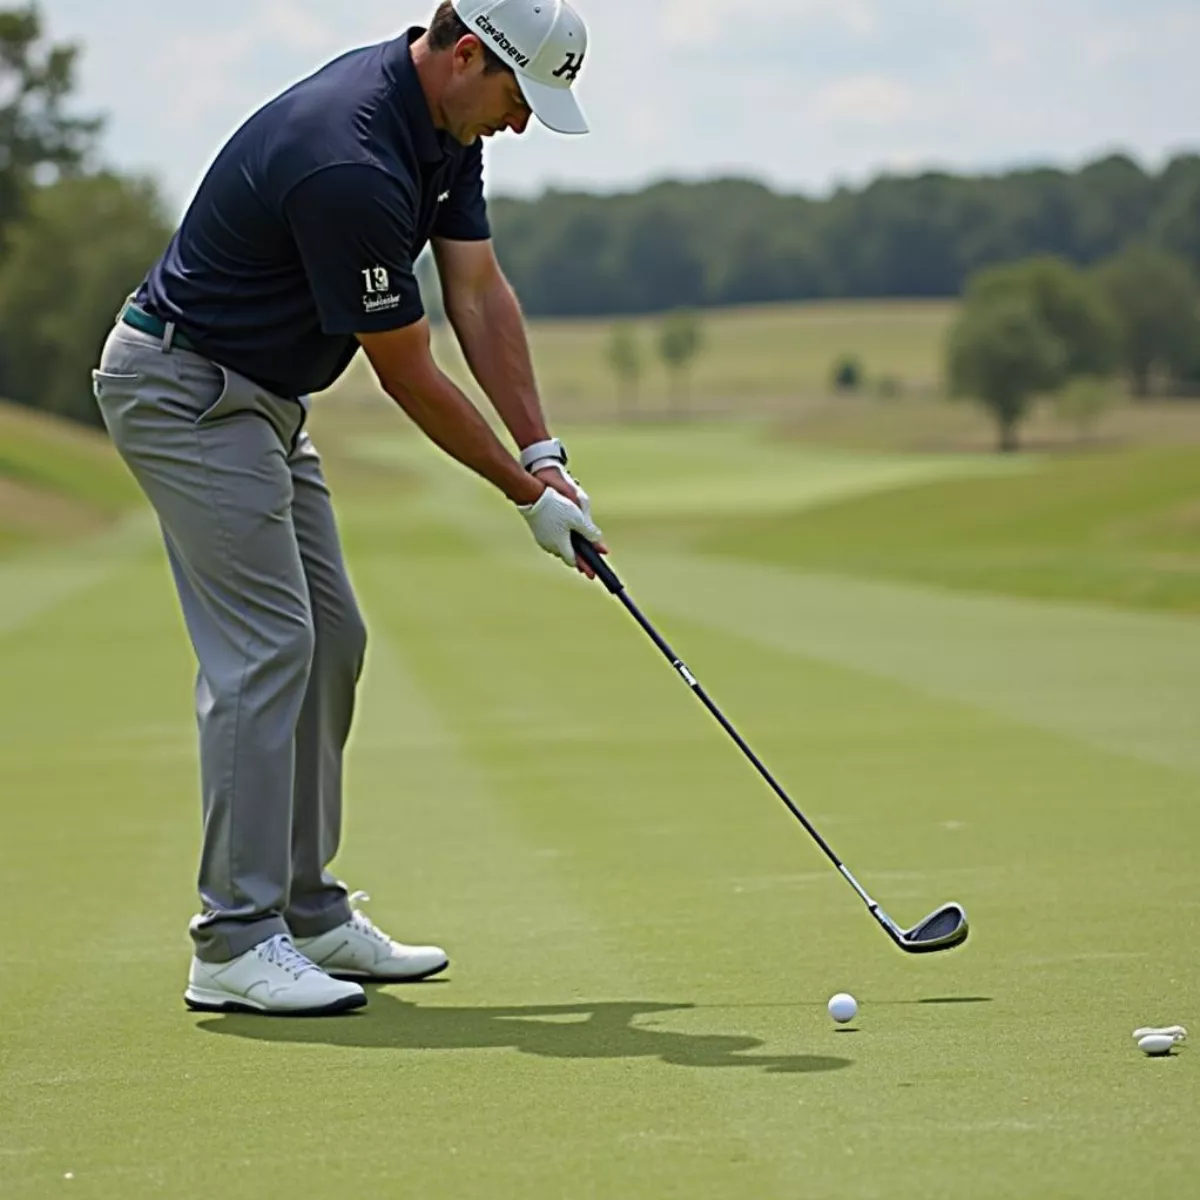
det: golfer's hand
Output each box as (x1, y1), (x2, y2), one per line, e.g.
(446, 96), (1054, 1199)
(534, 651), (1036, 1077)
(518, 469), (606, 575)
(534, 465), (609, 577)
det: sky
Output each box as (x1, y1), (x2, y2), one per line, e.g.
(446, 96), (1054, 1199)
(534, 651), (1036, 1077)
(41, 0), (1200, 218)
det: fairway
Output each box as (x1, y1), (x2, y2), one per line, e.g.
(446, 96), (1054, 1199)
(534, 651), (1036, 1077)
(693, 442), (1200, 616)
(1, 414), (1197, 1198)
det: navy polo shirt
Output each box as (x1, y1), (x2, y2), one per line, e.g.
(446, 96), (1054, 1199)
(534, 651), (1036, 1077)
(136, 28), (490, 399)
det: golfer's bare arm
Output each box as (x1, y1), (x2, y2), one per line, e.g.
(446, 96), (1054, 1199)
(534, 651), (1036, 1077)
(357, 320), (542, 506)
(432, 237), (549, 451)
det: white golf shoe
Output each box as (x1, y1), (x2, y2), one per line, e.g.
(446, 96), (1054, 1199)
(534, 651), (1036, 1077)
(292, 893), (449, 982)
(184, 933), (366, 1016)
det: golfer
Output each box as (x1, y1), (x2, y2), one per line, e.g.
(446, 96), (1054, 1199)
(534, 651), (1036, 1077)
(91, 0), (601, 1016)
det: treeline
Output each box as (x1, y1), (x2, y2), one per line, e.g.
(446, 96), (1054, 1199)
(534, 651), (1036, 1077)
(489, 157), (1200, 318)
(0, 5), (171, 428)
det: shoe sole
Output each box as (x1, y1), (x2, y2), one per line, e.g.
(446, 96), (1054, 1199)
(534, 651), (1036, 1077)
(326, 958), (450, 984)
(183, 988), (367, 1017)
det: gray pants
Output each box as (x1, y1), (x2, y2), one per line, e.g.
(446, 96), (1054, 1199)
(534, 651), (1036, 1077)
(93, 322), (364, 962)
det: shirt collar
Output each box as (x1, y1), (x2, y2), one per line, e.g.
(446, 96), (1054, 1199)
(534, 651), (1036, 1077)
(386, 28), (447, 165)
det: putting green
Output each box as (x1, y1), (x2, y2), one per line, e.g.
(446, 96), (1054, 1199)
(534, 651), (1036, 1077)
(0, 422), (1195, 1199)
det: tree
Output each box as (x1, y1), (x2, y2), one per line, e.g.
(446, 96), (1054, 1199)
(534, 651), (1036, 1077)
(1069, 154), (1156, 264)
(619, 205), (706, 314)
(1093, 243), (1200, 396)
(947, 295), (1066, 453)
(965, 256), (1118, 378)
(1151, 155), (1200, 280)
(0, 4), (101, 244)
(0, 171), (172, 425)
(604, 321), (643, 419)
(831, 355), (863, 392)
(657, 310), (704, 418)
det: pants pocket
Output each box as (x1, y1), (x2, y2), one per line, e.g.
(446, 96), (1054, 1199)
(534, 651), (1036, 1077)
(168, 355), (236, 426)
(191, 365), (234, 427)
(91, 369), (141, 401)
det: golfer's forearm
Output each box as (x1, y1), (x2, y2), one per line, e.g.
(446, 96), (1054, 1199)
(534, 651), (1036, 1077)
(384, 370), (542, 506)
(446, 276), (549, 450)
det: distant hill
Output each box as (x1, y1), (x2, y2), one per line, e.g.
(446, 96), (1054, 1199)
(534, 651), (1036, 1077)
(0, 402), (141, 553)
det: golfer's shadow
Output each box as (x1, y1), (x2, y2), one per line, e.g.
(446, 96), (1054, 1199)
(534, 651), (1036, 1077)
(195, 993), (851, 1076)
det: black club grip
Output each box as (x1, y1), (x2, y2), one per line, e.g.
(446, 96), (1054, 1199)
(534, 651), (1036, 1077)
(571, 533), (623, 594)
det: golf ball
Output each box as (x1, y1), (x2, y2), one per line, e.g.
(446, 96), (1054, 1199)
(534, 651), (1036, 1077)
(828, 992), (858, 1023)
(1138, 1034), (1178, 1057)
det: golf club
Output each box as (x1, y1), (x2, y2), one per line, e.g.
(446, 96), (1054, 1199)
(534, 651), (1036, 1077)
(572, 533), (969, 955)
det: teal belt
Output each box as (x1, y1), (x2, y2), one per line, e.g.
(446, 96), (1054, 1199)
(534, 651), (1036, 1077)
(120, 301), (200, 353)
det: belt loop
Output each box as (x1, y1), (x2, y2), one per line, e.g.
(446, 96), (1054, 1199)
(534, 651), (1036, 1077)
(161, 321), (177, 354)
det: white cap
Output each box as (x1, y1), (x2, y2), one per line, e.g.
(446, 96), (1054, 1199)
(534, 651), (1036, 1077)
(450, 0), (589, 135)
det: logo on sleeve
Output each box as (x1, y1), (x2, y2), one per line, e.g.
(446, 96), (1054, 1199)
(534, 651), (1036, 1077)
(362, 265), (401, 314)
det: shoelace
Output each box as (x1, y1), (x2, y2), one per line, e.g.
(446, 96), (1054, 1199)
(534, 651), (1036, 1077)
(257, 934), (318, 978)
(348, 891), (393, 947)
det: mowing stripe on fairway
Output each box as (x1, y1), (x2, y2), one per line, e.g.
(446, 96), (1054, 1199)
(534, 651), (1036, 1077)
(0, 511), (156, 637)
(607, 551), (1200, 778)
(345, 433), (1200, 778)
(229, 594), (835, 1197)
(346, 619), (628, 995)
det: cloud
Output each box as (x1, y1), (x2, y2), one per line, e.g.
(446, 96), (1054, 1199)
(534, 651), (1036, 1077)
(255, 1), (341, 52)
(43, 0), (1200, 215)
(140, 4), (352, 126)
(660, 0), (879, 46)
(815, 74), (920, 125)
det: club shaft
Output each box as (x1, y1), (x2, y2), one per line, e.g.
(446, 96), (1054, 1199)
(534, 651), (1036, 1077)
(578, 537), (879, 913)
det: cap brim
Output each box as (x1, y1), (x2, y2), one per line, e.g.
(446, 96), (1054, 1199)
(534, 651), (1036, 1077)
(518, 75), (589, 135)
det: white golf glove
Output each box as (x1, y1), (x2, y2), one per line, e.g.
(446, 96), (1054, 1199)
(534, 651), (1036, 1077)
(518, 484), (603, 568)
(539, 462), (594, 522)
(520, 441), (594, 521)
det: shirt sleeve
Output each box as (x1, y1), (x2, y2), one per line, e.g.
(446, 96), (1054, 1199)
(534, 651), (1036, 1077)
(432, 143), (491, 242)
(284, 163), (425, 335)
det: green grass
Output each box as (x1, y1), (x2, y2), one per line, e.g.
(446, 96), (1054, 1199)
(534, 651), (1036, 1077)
(686, 443), (1200, 614)
(0, 402), (142, 553)
(1, 413), (1197, 1199)
(350, 419), (1032, 522)
(335, 298), (958, 419)
(0, 402), (141, 516)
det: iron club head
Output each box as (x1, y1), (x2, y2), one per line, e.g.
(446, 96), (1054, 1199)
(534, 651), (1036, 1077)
(873, 902), (969, 953)
(900, 903), (969, 953)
